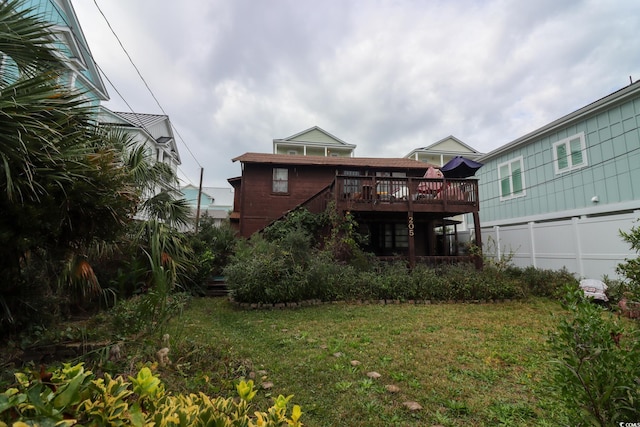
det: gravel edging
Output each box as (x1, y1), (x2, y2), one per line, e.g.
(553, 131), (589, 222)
(228, 297), (517, 310)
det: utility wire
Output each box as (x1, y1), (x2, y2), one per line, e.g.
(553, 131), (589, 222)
(90, 0), (202, 169)
(46, 0), (204, 176)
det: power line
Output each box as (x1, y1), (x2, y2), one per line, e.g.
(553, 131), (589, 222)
(46, 0), (204, 176)
(90, 0), (202, 169)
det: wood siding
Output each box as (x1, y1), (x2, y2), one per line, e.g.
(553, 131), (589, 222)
(238, 164), (336, 236)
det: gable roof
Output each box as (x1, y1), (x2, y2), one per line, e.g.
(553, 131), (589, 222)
(274, 126), (356, 148)
(405, 135), (482, 158)
(50, 0), (109, 101)
(111, 112), (169, 129)
(98, 108), (181, 164)
(233, 153), (435, 170)
(480, 80), (640, 161)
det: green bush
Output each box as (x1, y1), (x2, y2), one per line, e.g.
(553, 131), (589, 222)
(0, 363), (302, 426)
(223, 203), (578, 304)
(602, 276), (631, 305)
(184, 218), (238, 294)
(225, 236), (309, 304)
(305, 252), (358, 301)
(617, 219), (640, 301)
(110, 292), (190, 336)
(262, 207), (327, 246)
(548, 287), (640, 425)
(226, 242), (538, 304)
(505, 266), (578, 298)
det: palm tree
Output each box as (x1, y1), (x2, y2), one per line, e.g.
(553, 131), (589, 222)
(0, 0), (194, 333)
(0, 1), (139, 330)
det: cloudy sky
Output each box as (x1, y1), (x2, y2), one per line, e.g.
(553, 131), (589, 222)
(72, 0), (640, 188)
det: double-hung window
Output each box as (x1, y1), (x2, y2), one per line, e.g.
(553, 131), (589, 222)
(272, 168), (288, 193)
(553, 132), (587, 174)
(498, 156), (525, 200)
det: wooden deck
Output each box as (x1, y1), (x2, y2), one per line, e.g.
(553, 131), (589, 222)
(334, 175), (479, 214)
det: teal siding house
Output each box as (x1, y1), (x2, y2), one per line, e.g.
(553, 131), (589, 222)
(476, 81), (640, 279)
(18, 0), (109, 105)
(180, 185), (234, 229)
(18, 0), (183, 193)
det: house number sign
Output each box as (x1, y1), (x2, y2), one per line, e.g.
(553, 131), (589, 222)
(408, 216), (415, 237)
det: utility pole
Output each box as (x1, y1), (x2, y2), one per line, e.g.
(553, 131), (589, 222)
(194, 167), (203, 233)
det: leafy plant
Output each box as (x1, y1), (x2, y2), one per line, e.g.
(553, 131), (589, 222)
(187, 216), (237, 289)
(617, 219), (640, 301)
(0, 363), (303, 426)
(547, 286), (640, 425)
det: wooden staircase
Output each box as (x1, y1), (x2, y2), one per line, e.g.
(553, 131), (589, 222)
(206, 276), (229, 297)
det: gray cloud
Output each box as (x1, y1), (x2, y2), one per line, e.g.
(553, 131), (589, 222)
(73, 0), (640, 187)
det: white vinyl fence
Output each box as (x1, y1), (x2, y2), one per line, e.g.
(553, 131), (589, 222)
(481, 210), (640, 280)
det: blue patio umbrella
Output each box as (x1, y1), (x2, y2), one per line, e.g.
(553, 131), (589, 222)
(440, 156), (484, 178)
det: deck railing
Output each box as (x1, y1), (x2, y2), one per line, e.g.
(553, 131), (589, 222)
(335, 175), (478, 206)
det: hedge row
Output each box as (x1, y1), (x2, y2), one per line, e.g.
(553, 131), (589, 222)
(225, 251), (577, 305)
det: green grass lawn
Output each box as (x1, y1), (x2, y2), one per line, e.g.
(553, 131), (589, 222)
(165, 297), (568, 426)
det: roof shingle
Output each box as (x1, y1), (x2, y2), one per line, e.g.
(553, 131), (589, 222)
(232, 153), (436, 169)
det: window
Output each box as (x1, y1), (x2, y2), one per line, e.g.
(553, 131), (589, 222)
(383, 223), (409, 249)
(553, 132), (587, 174)
(272, 168), (288, 193)
(287, 150), (297, 155)
(498, 156), (525, 200)
(343, 170), (361, 196)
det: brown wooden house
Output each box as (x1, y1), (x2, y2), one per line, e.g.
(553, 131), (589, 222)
(228, 153), (482, 268)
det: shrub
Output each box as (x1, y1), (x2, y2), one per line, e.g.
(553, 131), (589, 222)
(110, 292), (190, 336)
(505, 266), (578, 298)
(185, 218), (238, 293)
(617, 219), (640, 301)
(547, 287), (640, 425)
(224, 236), (309, 304)
(262, 207), (327, 246)
(305, 252), (357, 301)
(0, 363), (302, 426)
(602, 276), (630, 305)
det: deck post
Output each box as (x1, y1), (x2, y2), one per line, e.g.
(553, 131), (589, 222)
(472, 211), (483, 270)
(408, 210), (415, 269)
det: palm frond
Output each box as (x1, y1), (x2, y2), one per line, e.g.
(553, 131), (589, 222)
(141, 191), (192, 228)
(0, 0), (64, 82)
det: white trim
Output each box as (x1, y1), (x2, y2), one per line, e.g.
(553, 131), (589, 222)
(498, 156), (526, 201)
(553, 132), (587, 174)
(481, 199), (640, 227)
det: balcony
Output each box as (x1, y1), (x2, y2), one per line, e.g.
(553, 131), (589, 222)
(334, 175), (479, 214)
